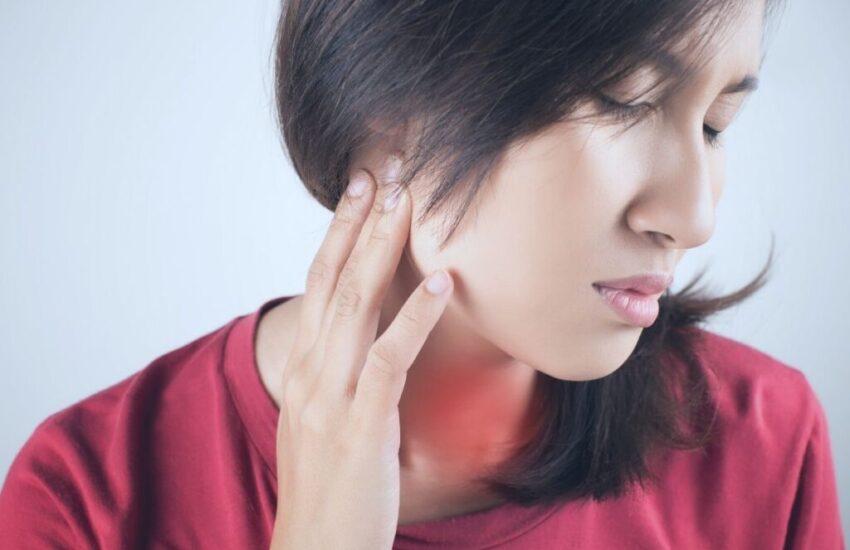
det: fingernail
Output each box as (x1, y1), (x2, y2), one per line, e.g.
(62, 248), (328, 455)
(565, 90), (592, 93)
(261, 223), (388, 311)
(425, 270), (450, 294)
(384, 155), (403, 185)
(347, 173), (369, 197)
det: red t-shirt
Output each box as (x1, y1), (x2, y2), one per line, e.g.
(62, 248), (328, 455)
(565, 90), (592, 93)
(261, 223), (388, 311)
(0, 295), (844, 549)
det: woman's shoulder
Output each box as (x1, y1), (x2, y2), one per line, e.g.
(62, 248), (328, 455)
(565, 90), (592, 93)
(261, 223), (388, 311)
(689, 326), (823, 429)
(669, 326), (831, 478)
(2, 312), (242, 459)
(0, 313), (245, 545)
(648, 327), (844, 548)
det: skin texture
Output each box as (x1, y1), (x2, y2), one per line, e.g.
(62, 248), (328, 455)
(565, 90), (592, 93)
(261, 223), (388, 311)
(258, 0), (765, 525)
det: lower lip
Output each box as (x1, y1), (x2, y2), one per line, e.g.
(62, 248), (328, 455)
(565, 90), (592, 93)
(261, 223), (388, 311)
(593, 284), (660, 327)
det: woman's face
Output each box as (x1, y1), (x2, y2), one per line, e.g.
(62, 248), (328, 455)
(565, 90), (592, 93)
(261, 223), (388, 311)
(366, 1), (765, 382)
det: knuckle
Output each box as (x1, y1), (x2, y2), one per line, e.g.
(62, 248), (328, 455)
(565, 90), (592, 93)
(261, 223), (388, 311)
(393, 307), (424, 341)
(395, 307), (422, 336)
(368, 227), (393, 246)
(281, 372), (310, 410)
(329, 211), (356, 233)
(338, 259), (358, 287)
(305, 258), (330, 290)
(297, 400), (330, 433)
(336, 284), (363, 318)
(368, 342), (402, 379)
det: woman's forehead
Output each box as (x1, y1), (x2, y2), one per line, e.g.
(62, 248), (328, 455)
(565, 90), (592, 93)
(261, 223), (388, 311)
(618, 4), (764, 103)
(674, 1), (765, 87)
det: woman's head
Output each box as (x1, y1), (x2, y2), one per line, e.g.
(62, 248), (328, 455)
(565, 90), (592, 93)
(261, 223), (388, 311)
(275, 0), (774, 380)
(274, 0), (781, 504)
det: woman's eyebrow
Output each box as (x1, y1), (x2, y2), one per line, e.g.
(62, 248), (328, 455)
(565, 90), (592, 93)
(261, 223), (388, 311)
(651, 49), (760, 96)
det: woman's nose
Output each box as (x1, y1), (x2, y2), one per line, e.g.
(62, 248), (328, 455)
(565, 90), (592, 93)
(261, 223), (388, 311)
(625, 124), (719, 250)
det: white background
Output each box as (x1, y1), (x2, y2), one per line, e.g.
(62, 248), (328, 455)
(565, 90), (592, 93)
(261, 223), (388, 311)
(1, 0), (847, 540)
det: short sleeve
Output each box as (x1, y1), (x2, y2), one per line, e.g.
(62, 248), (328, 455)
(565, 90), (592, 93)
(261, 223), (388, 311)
(782, 379), (846, 549)
(0, 420), (81, 548)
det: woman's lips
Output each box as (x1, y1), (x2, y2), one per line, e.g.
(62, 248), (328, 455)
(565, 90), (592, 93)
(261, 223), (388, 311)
(592, 284), (661, 327)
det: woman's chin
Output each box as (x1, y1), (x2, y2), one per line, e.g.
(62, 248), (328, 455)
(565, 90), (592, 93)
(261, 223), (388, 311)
(540, 328), (642, 382)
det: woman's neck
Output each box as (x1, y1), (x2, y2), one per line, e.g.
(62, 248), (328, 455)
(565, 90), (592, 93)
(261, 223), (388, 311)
(255, 253), (542, 484)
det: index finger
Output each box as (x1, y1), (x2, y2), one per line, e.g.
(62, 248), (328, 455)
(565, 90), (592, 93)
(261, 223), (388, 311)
(293, 169), (376, 358)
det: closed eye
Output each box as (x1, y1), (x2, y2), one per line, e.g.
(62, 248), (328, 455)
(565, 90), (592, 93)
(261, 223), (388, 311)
(595, 93), (723, 148)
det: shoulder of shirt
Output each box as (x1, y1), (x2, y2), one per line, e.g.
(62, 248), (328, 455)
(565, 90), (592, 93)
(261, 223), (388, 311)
(685, 326), (827, 452)
(9, 313), (246, 474)
(0, 313), (250, 543)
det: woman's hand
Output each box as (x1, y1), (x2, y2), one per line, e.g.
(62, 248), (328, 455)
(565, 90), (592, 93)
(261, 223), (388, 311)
(268, 156), (454, 550)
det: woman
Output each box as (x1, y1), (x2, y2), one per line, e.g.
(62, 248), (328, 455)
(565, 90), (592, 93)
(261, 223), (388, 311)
(0, 0), (844, 548)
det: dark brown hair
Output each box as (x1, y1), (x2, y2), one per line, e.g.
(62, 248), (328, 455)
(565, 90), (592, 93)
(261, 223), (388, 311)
(273, 0), (785, 508)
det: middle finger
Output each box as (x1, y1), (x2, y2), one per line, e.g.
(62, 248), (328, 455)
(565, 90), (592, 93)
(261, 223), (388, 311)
(313, 155), (403, 352)
(314, 163), (410, 398)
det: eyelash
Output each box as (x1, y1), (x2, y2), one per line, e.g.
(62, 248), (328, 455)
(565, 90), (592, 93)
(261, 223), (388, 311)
(596, 94), (723, 148)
